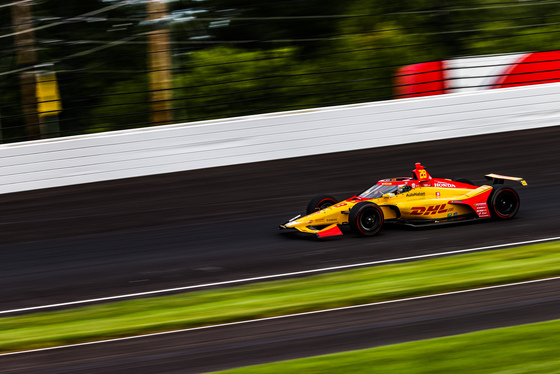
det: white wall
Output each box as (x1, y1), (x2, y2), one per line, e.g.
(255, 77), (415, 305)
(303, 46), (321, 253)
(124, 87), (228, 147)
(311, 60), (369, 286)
(1, 82), (559, 194)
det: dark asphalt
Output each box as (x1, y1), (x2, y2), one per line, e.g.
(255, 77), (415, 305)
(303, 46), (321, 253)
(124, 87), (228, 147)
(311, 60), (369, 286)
(3, 278), (560, 373)
(0, 127), (559, 372)
(1, 126), (559, 311)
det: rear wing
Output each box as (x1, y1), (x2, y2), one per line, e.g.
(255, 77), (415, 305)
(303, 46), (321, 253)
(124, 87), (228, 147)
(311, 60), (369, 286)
(485, 174), (527, 186)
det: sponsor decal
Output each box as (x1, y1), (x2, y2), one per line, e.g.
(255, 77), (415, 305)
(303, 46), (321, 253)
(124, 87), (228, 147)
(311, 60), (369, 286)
(475, 202), (490, 217)
(406, 192), (425, 197)
(434, 181), (457, 188)
(410, 204), (451, 216)
(333, 203), (347, 208)
(436, 191), (441, 198)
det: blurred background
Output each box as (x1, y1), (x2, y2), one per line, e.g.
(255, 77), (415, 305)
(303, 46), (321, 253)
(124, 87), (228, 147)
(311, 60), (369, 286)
(2, 0), (560, 143)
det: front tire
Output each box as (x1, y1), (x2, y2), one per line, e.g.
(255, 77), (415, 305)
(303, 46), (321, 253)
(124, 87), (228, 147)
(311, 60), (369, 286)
(488, 186), (520, 219)
(306, 195), (338, 215)
(349, 202), (384, 236)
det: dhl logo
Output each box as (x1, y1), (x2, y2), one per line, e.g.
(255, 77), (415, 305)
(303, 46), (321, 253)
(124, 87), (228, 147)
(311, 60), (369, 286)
(410, 204), (450, 215)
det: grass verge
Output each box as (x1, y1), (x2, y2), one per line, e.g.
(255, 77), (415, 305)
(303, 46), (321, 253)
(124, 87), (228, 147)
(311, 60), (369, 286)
(1, 241), (560, 353)
(212, 318), (560, 374)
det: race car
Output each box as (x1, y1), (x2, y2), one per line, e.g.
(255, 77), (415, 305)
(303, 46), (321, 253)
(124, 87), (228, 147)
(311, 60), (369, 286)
(279, 163), (527, 238)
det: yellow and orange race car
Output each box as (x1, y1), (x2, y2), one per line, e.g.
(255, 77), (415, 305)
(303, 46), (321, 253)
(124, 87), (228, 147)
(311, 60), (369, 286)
(279, 163), (527, 238)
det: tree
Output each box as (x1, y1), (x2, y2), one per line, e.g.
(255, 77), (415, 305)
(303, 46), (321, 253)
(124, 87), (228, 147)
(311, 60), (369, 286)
(201, 0), (347, 56)
(2, 0), (560, 143)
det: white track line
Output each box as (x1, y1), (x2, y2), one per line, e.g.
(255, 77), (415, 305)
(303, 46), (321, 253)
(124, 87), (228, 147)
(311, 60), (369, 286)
(2, 236), (560, 316)
(2, 275), (560, 357)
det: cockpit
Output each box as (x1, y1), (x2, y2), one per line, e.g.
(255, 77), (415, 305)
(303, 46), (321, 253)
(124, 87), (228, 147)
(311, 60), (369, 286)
(358, 184), (412, 199)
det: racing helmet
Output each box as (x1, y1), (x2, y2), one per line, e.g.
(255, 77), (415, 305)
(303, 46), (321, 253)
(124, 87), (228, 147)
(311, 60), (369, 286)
(397, 184), (411, 194)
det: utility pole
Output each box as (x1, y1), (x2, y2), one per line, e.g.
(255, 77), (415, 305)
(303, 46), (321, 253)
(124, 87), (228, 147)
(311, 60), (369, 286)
(11, 0), (41, 139)
(147, 0), (173, 126)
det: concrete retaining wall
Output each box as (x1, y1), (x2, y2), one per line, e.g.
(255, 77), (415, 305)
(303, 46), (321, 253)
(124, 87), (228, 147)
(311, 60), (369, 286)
(1, 82), (559, 194)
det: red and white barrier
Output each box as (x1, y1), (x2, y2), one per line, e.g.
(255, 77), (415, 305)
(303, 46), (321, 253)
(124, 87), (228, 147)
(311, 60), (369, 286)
(396, 50), (560, 98)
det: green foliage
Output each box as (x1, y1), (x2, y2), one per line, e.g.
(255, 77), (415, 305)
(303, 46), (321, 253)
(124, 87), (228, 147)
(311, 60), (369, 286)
(173, 45), (383, 120)
(216, 319), (560, 373)
(174, 47), (298, 120)
(161, 0), (560, 123)
(3, 0), (560, 141)
(88, 76), (150, 132)
(204, 0), (347, 54)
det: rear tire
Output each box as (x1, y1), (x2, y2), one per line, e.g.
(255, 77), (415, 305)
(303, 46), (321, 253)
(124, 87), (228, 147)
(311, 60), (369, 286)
(349, 202), (384, 236)
(488, 186), (520, 219)
(306, 195), (338, 215)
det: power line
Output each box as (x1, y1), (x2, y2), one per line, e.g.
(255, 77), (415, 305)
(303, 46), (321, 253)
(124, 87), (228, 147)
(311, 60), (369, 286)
(3, 0), (560, 142)
(4, 19), (560, 79)
(0, 0), (31, 10)
(0, 0), (142, 40)
(39, 10), (560, 47)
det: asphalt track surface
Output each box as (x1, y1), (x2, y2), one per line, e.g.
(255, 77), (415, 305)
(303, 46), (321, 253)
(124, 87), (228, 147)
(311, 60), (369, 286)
(3, 278), (560, 373)
(1, 126), (560, 371)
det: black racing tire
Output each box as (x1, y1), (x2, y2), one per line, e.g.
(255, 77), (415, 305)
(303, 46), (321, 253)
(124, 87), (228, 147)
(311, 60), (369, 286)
(488, 185), (520, 219)
(453, 178), (475, 186)
(349, 202), (384, 237)
(306, 195), (338, 215)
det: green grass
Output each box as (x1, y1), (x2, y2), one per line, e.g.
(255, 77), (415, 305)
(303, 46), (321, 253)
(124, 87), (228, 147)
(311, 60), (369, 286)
(1, 241), (560, 353)
(212, 319), (560, 374)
